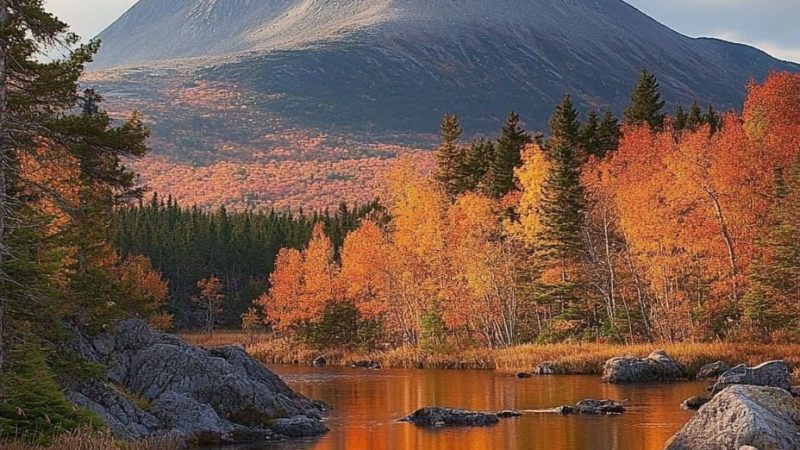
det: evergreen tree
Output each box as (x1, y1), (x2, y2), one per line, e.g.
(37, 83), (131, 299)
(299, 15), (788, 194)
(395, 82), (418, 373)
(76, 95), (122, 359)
(463, 137), (494, 192)
(434, 114), (467, 199)
(485, 112), (531, 198)
(595, 109), (621, 158)
(674, 104), (688, 131)
(624, 68), (666, 131)
(549, 95), (581, 147)
(704, 105), (721, 134)
(581, 109), (601, 158)
(687, 100), (704, 130)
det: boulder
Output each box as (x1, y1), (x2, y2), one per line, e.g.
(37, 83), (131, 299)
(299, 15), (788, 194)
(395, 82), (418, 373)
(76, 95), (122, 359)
(534, 362), (556, 375)
(312, 356), (327, 367)
(602, 350), (687, 383)
(555, 399), (625, 416)
(516, 372), (532, 379)
(351, 360), (381, 370)
(272, 416), (330, 438)
(680, 396), (710, 411)
(400, 407), (500, 427)
(665, 385), (800, 450)
(711, 360), (791, 394)
(696, 361), (731, 380)
(67, 320), (327, 445)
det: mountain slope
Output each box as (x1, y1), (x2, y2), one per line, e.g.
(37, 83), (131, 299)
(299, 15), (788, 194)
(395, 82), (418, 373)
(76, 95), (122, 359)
(86, 0), (798, 209)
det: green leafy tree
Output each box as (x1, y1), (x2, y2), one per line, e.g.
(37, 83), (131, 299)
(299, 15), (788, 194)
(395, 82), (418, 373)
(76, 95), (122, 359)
(624, 68), (666, 130)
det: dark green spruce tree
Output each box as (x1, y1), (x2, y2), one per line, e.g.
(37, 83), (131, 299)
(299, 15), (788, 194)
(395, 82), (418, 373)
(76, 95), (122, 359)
(674, 104), (688, 131)
(687, 100), (704, 130)
(462, 137), (494, 192)
(537, 95), (589, 332)
(624, 68), (666, 131)
(485, 112), (531, 198)
(434, 113), (468, 199)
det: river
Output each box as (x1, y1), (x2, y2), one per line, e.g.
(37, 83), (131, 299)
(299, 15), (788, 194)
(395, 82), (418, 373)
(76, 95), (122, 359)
(227, 365), (709, 450)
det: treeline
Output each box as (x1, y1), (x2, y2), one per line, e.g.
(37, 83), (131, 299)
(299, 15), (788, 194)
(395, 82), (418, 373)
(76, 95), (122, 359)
(110, 198), (385, 328)
(262, 70), (800, 350)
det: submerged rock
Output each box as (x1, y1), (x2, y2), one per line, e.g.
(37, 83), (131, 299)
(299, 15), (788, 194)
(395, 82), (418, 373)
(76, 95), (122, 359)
(602, 350), (687, 383)
(400, 407), (500, 427)
(665, 385), (800, 450)
(497, 410), (522, 418)
(554, 399), (626, 416)
(534, 362), (556, 375)
(696, 361), (731, 380)
(67, 320), (327, 445)
(351, 360), (381, 370)
(272, 416), (330, 438)
(711, 360), (791, 394)
(516, 372), (533, 379)
(312, 355), (327, 367)
(680, 396), (710, 411)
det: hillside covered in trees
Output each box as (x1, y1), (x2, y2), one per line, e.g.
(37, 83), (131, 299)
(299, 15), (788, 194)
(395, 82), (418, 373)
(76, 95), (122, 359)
(258, 71), (800, 350)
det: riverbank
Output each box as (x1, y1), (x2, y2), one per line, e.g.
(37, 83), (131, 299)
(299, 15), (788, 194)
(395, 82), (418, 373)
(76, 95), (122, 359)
(0, 430), (179, 450)
(182, 332), (800, 377)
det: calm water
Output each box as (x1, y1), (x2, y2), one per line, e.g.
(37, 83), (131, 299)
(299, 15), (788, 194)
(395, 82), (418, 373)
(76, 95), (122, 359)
(238, 365), (707, 450)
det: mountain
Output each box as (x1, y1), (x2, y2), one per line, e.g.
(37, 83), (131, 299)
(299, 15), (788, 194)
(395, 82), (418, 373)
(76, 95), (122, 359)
(85, 0), (798, 209)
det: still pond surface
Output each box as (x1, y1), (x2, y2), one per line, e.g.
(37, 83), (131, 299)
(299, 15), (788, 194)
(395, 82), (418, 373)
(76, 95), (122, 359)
(244, 365), (707, 450)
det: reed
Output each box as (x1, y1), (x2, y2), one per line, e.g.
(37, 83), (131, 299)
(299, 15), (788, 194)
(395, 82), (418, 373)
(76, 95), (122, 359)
(0, 430), (180, 450)
(181, 331), (800, 376)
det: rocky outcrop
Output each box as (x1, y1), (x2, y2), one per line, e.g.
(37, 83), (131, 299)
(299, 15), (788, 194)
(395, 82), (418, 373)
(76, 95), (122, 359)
(602, 350), (687, 383)
(554, 399), (625, 416)
(351, 360), (381, 370)
(711, 360), (791, 394)
(400, 407), (500, 427)
(680, 396), (710, 411)
(665, 385), (800, 450)
(696, 361), (731, 380)
(67, 320), (328, 445)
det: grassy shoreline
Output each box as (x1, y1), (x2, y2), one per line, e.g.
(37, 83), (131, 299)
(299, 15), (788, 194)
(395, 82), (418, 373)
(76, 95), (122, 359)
(183, 332), (800, 377)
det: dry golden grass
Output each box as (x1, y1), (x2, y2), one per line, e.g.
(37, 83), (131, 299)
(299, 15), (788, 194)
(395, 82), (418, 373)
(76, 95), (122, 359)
(1, 430), (180, 450)
(181, 331), (800, 376)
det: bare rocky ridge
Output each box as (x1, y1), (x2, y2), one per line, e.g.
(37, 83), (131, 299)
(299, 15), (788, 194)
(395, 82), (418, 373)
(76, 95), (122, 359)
(67, 320), (328, 445)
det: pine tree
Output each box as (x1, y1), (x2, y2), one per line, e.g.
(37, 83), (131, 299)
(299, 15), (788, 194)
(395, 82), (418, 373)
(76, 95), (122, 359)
(485, 112), (531, 198)
(595, 109), (621, 158)
(581, 109), (601, 158)
(624, 68), (666, 131)
(704, 105), (721, 134)
(687, 100), (704, 130)
(434, 114), (467, 199)
(463, 137), (494, 192)
(549, 95), (581, 147)
(674, 104), (688, 131)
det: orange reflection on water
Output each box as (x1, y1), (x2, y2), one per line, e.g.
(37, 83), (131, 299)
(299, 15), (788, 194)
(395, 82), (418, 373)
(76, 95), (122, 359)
(256, 366), (706, 450)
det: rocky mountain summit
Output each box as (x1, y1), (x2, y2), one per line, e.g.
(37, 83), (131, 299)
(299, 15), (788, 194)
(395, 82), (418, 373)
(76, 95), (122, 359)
(67, 320), (328, 445)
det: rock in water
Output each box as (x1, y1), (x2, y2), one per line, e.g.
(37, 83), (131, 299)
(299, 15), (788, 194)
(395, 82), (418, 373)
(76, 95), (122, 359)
(496, 410), (522, 418)
(711, 360), (791, 394)
(553, 399), (626, 416)
(696, 361), (731, 380)
(602, 350), (687, 383)
(665, 385), (800, 450)
(680, 396), (710, 411)
(312, 356), (327, 367)
(67, 320), (328, 445)
(400, 407), (500, 427)
(516, 372), (533, 379)
(534, 362), (556, 375)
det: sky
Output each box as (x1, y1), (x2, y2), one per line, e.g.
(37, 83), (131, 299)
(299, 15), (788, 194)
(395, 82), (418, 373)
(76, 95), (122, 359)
(45, 0), (800, 63)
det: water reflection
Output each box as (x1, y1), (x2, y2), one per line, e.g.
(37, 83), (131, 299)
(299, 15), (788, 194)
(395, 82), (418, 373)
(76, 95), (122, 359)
(245, 366), (707, 450)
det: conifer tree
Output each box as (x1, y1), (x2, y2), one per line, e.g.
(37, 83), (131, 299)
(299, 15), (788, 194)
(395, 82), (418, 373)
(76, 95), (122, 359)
(704, 105), (721, 134)
(581, 109), (601, 158)
(485, 112), (531, 198)
(434, 114), (467, 199)
(687, 100), (704, 130)
(595, 109), (621, 158)
(624, 68), (666, 131)
(549, 95), (581, 147)
(463, 137), (494, 192)
(674, 104), (688, 131)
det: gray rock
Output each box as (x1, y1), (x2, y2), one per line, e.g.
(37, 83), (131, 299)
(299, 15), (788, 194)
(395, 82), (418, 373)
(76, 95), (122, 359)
(66, 380), (160, 440)
(497, 410), (522, 418)
(665, 385), (800, 450)
(400, 407), (500, 427)
(312, 356), (327, 367)
(67, 319), (327, 445)
(534, 362), (555, 375)
(602, 350), (687, 383)
(554, 399), (625, 416)
(696, 361), (731, 379)
(680, 396), (710, 411)
(711, 360), (791, 394)
(272, 416), (329, 438)
(351, 360), (381, 370)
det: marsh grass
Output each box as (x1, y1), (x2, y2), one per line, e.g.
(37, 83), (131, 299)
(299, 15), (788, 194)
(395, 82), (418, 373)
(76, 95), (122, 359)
(182, 331), (800, 376)
(0, 429), (180, 450)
